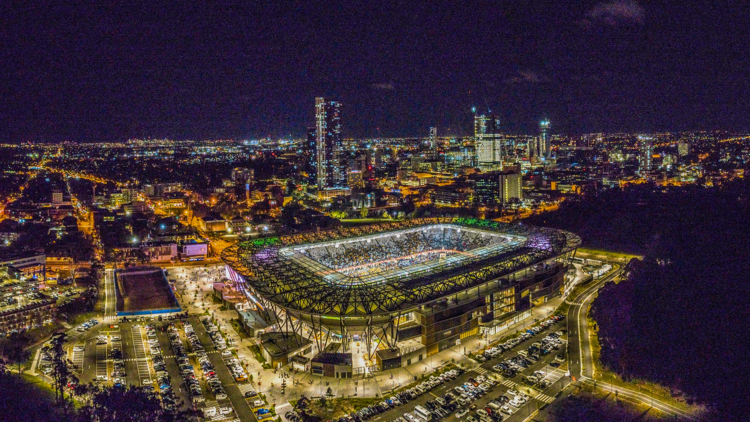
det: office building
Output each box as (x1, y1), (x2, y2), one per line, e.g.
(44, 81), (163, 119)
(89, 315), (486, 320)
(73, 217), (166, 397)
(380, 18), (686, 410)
(347, 170), (364, 189)
(539, 120), (551, 158)
(306, 127), (317, 183)
(315, 98), (345, 189)
(499, 170), (523, 205)
(639, 137), (654, 173)
(678, 142), (691, 157)
(52, 189), (63, 205)
(429, 127), (438, 154)
(474, 173), (500, 205)
(527, 137), (538, 159)
(475, 115), (503, 171)
(474, 170), (523, 205)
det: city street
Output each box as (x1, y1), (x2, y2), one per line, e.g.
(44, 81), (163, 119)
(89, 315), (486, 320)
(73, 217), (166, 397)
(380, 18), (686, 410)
(565, 262), (699, 420)
(104, 269), (117, 320)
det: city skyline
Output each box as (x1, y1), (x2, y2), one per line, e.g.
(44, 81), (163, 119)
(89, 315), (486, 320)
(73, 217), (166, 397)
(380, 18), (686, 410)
(4, 2), (750, 143)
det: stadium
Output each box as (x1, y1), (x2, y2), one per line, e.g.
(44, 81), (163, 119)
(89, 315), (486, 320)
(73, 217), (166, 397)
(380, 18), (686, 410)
(222, 218), (580, 376)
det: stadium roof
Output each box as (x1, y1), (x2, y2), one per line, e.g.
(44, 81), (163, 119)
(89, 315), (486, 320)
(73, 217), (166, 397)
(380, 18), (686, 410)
(222, 217), (581, 318)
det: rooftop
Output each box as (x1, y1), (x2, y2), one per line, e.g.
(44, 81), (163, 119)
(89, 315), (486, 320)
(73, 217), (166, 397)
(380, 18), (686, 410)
(259, 332), (311, 358)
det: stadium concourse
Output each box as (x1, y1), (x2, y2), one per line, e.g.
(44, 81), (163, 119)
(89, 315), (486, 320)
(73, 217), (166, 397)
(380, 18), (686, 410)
(222, 217), (581, 378)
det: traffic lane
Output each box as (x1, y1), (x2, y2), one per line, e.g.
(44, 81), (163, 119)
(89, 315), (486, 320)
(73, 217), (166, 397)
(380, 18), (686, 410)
(119, 323), (142, 388)
(566, 265), (619, 378)
(154, 323), (192, 413)
(82, 335), (97, 383)
(577, 269), (619, 378)
(191, 318), (256, 422)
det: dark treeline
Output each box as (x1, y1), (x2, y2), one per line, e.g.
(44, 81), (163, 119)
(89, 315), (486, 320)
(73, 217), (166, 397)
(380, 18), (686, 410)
(529, 181), (750, 420)
(545, 392), (688, 422)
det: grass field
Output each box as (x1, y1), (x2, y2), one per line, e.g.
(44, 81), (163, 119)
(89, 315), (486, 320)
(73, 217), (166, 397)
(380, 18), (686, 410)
(0, 374), (65, 421)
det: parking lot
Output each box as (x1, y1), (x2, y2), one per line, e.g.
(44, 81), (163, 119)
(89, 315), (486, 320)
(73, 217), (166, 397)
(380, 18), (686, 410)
(316, 315), (571, 422)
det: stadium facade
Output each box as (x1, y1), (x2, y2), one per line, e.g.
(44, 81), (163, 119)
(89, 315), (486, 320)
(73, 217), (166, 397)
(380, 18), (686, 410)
(222, 218), (580, 376)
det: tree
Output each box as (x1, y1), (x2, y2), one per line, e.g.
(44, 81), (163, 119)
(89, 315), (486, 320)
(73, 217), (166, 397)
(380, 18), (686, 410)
(280, 199), (304, 227)
(0, 332), (31, 375)
(330, 210), (347, 220)
(400, 198), (416, 216)
(51, 231), (96, 278)
(359, 207), (369, 218)
(76, 384), (191, 422)
(286, 179), (297, 195)
(50, 333), (77, 413)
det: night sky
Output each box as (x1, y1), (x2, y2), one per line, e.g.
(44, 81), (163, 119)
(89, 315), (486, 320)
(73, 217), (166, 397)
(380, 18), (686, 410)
(3, 1), (749, 142)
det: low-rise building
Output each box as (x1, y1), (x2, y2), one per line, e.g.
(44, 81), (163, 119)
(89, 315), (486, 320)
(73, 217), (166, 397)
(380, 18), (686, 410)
(0, 298), (56, 334)
(198, 212), (228, 232)
(0, 252), (46, 280)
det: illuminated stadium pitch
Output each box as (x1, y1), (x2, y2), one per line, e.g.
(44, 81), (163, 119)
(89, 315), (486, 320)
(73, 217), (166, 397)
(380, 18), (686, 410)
(279, 224), (525, 286)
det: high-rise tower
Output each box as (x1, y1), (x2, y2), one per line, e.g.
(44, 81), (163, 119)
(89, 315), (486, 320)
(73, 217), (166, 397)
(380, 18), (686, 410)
(429, 126), (438, 155)
(315, 97), (345, 189)
(539, 120), (551, 158)
(475, 115), (503, 171)
(306, 126), (317, 183)
(638, 136), (654, 174)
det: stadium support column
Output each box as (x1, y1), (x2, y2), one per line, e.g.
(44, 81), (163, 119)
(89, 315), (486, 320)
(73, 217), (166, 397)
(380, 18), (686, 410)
(365, 315), (373, 362)
(391, 310), (402, 347)
(288, 315), (304, 348)
(309, 315), (321, 352)
(339, 317), (349, 353)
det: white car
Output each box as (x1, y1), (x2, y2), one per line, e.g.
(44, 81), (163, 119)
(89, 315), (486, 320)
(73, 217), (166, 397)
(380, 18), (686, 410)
(456, 409), (470, 418)
(142, 379), (153, 385)
(73, 345), (84, 351)
(219, 407), (232, 415)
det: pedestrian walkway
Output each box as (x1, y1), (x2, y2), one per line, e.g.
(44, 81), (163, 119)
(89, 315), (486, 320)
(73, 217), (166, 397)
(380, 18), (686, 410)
(238, 383), (256, 394)
(472, 367), (488, 375)
(535, 393), (555, 403)
(542, 367), (566, 384)
(501, 379), (517, 388)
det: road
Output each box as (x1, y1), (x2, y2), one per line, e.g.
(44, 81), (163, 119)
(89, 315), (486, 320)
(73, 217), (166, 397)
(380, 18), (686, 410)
(190, 317), (257, 422)
(104, 269), (117, 320)
(566, 262), (700, 420)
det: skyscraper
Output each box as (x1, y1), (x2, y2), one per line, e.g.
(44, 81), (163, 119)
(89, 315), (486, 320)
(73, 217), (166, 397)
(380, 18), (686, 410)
(306, 126), (317, 183)
(429, 126), (438, 153)
(539, 120), (551, 158)
(527, 137), (538, 159)
(475, 115), (503, 171)
(638, 136), (654, 173)
(315, 97), (345, 189)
